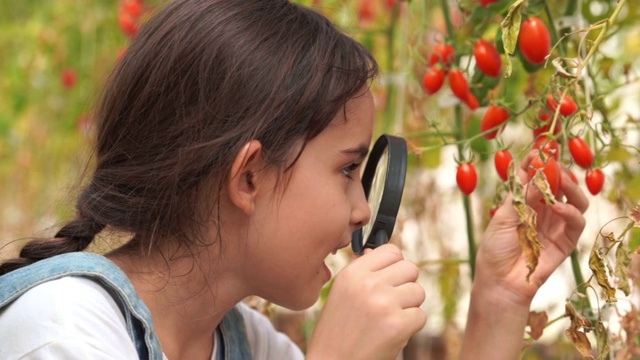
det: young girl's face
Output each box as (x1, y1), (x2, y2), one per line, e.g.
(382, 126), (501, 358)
(241, 90), (375, 310)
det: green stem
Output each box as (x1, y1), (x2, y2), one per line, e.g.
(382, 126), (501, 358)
(570, 250), (593, 314)
(456, 105), (477, 280)
(439, 0), (475, 280)
(440, 0), (456, 43)
(543, 1), (567, 56)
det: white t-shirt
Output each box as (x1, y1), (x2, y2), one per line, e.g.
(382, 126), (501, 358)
(0, 277), (304, 359)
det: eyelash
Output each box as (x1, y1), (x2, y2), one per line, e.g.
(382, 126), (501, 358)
(342, 163), (361, 179)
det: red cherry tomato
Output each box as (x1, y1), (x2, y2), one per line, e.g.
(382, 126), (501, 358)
(464, 92), (479, 110)
(118, 10), (138, 37)
(538, 108), (552, 122)
(474, 39), (502, 77)
(547, 94), (578, 117)
(480, 105), (510, 139)
(428, 43), (455, 68)
(533, 136), (560, 160)
(358, 0), (376, 21)
(585, 168), (605, 195)
(519, 17), (551, 65)
(568, 136), (594, 169)
(423, 65), (446, 95)
(122, 0), (143, 17)
(528, 155), (561, 197)
(456, 162), (478, 196)
(448, 69), (470, 102)
(61, 68), (78, 89)
(480, 0), (498, 8)
(489, 204), (500, 217)
(494, 149), (513, 181)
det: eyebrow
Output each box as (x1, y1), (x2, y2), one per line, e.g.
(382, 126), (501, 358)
(340, 144), (370, 160)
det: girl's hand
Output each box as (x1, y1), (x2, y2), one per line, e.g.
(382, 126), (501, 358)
(460, 150), (589, 360)
(475, 150), (589, 307)
(307, 244), (426, 360)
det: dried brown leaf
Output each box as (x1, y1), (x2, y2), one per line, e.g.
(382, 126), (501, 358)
(565, 303), (594, 358)
(509, 161), (542, 282)
(532, 170), (557, 205)
(527, 311), (548, 340)
(589, 245), (617, 302)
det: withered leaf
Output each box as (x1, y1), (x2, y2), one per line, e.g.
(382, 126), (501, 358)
(630, 202), (640, 227)
(532, 170), (557, 205)
(588, 245), (617, 302)
(565, 303), (594, 358)
(509, 161), (541, 282)
(527, 311), (548, 340)
(565, 302), (593, 330)
(615, 243), (631, 296)
(565, 329), (594, 358)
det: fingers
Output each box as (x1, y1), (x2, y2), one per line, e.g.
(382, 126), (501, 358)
(395, 282), (426, 309)
(558, 166), (589, 214)
(550, 201), (586, 247)
(361, 243), (405, 271)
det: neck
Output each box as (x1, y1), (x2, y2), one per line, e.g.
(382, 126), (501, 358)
(107, 243), (249, 359)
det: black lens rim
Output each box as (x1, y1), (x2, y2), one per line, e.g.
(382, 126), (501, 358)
(351, 134), (407, 255)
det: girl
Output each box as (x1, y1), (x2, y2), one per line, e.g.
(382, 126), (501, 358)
(0, 0), (588, 359)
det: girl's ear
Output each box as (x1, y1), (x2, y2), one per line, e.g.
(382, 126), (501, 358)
(227, 140), (265, 215)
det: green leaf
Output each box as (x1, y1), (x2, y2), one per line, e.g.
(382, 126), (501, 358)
(605, 142), (634, 163)
(500, 0), (524, 56)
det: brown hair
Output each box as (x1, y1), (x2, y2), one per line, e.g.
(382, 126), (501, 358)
(0, 0), (378, 275)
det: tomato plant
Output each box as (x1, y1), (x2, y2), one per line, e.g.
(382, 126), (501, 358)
(448, 69), (470, 102)
(568, 136), (594, 169)
(456, 162), (478, 196)
(528, 155), (561, 197)
(518, 17), (551, 65)
(480, 105), (509, 139)
(533, 136), (560, 160)
(533, 121), (562, 139)
(585, 168), (605, 195)
(494, 149), (512, 181)
(423, 65), (446, 95)
(474, 39), (502, 77)
(547, 94), (578, 117)
(428, 43), (455, 68)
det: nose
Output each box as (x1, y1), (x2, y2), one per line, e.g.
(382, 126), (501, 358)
(351, 182), (372, 229)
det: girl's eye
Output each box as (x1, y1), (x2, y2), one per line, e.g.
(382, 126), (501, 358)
(342, 163), (361, 179)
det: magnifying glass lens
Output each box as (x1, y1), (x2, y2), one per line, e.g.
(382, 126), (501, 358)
(352, 134), (407, 255)
(361, 148), (388, 246)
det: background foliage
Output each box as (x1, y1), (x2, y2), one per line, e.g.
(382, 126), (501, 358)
(1, 0), (639, 358)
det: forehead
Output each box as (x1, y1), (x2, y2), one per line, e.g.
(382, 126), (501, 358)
(325, 90), (375, 137)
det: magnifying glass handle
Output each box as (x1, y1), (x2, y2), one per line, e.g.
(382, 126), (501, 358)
(373, 230), (388, 247)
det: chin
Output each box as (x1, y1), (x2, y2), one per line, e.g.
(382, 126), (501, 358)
(270, 285), (323, 311)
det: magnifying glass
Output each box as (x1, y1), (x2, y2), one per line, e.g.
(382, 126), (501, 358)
(351, 134), (407, 255)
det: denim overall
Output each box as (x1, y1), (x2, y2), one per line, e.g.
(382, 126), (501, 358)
(0, 252), (252, 360)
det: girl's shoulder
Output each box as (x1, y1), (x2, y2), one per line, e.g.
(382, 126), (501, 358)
(0, 276), (138, 359)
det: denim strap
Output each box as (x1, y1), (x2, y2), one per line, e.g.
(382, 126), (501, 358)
(218, 306), (253, 360)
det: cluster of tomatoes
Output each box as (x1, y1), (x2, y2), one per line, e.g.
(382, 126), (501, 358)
(118, 0), (145, 38)
(420, 8), (604, 204)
